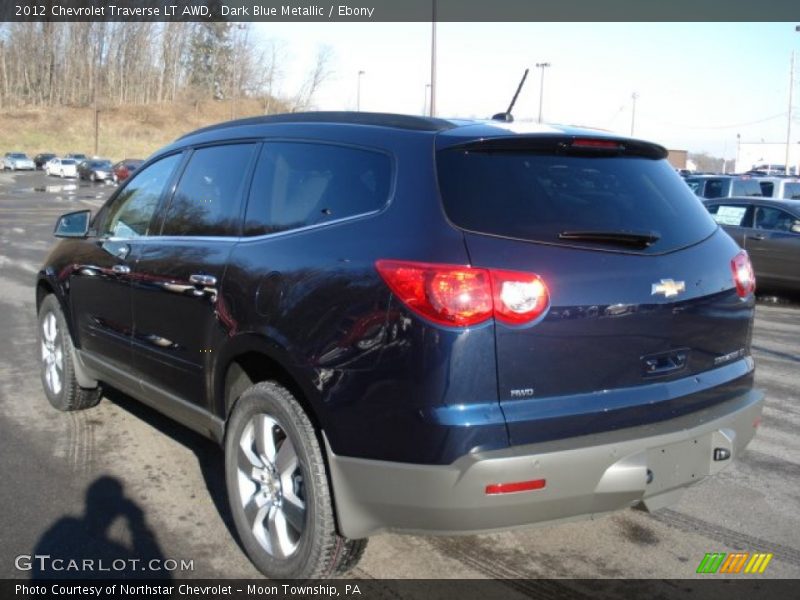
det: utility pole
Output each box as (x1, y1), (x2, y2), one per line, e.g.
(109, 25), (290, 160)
(630, 92), (639, 136)
(536, 62), (550, 123)
(429, 1), (437, 117)
(356, 70), (365, 111)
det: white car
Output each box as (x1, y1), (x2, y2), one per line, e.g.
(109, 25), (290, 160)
(46, 158), (78, 178)
(3, 152), (35, 170)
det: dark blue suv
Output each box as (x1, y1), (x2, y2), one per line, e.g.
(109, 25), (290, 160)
(36, 112), (764, 578)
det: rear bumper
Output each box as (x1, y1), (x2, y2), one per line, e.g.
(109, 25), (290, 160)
(327, 388), (763, 539)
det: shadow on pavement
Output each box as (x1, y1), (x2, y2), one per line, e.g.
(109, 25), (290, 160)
(31, 476), (171, 580)
(100, 387), (242, 554)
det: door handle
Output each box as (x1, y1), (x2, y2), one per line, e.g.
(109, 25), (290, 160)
(189, 274), (217, 286)
(747, 234), (766, 241)
(111, 264), (131, 274)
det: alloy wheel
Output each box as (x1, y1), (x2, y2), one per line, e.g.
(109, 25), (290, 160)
(41, 312), (63, 396)
(236, 413), (307, 559)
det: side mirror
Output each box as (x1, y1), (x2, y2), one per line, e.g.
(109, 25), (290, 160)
(54, 210), (91, 238)
(791, 220), (800, 234)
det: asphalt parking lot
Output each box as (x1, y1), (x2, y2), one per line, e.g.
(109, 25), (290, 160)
(0, 170), (798, 586)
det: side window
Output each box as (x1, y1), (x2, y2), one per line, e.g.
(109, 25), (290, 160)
(705, 180), (724, 199)
(782, 183), (800, 200)
(711, 204), (752, 227)
(161, 144), (256, 237)
(759, 181), (774, 197)
(244, 142), (391, 236)
(100, 154), (182, 238)
(754, 207), (795, 232)
(732, 179), (762, 197)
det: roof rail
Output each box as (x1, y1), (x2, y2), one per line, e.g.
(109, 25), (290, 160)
(179, 111), (457, 140)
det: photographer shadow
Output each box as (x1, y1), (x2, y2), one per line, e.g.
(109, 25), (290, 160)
(31, 476), (171, 580)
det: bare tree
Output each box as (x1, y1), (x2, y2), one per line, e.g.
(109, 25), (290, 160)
(292, 45), (333, 111)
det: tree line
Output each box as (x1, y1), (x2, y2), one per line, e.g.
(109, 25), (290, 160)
(0, 22), (330, 111)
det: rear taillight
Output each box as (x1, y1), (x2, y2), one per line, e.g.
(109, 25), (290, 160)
(375, 260), (549, 327)
(731, 251), (756, 298)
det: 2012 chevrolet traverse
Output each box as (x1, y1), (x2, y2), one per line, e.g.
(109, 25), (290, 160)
(36, 112), (763, 578)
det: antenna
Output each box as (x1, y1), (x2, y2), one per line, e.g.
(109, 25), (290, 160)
(492, 68), (529, 122)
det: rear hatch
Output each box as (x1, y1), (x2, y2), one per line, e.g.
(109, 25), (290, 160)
(436, 132), (755, 445)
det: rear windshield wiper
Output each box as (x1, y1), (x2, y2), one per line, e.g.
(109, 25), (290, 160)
(558, 230), (660, 247)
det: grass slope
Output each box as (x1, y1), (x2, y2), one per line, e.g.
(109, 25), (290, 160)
(0, 98), (280, 162)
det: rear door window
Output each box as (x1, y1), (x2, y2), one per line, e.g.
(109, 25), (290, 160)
(437, 149), (717, 254)
(754, 206), (796, 232)
(704, 179), (727, 199)
(244, 142), (391, 236)
(161, 144), (256, 237)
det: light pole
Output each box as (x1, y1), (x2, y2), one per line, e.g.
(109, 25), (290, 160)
(429, 1), (437, 117)
(356, 70), (365, 111)
(630, 92), (639, 136)
(736, 133), (741, 173)
(785, 25), (799, 175)
(423, 83), (431, 115)
(535, 62), (550, 123)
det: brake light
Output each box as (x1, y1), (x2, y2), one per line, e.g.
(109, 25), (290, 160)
(571, 138), (623, 150)
(731, 251), (755, 298)
(375, 260), (549, 327)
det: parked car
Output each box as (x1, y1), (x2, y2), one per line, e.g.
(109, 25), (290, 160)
(65, 153), (88, 162)
(46, 158), (78, 178)
(684, 175), (763, 198)
(36, 112), (763, 579)
(111, 158), (143, 184)
(77, 159), (114, 182)
(753, 177), (800, 200)
(703, 197), (800, 292)
(3, 152), (35, 170)
(33, 153), (57, 170)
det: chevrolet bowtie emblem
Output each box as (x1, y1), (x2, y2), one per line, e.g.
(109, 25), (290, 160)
(651, 279), (686, 298)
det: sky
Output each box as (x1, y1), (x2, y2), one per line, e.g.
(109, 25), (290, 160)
(250, 22), (800, 158)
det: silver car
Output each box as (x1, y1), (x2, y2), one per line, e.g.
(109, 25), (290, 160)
(754, 177), (800, 200)
(3, 152), (35, 171)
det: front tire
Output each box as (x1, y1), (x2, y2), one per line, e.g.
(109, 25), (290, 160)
(38, 295), (101, 411)
(225, 382), (366, 578)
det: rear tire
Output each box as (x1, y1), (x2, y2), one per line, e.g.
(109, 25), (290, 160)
(225, 382), (366, 578)
(38, 295), (101, 411)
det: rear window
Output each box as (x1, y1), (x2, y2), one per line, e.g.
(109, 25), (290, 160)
(437, 149), (717, 253)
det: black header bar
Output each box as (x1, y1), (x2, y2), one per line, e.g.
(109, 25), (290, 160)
(2, 0), (800, 23)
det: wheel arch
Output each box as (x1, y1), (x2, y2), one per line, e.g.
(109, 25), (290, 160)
(215, 334), (324, 437)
